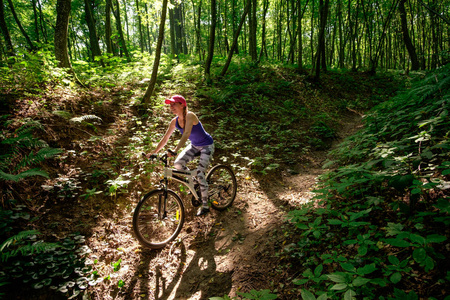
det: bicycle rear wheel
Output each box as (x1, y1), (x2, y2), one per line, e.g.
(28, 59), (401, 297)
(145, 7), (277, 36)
(207, 165), (237, 211)
(133, 189), (185, 249)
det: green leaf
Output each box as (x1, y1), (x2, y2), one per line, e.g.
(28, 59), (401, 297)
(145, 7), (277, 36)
(358, 245), (368, 256)
(327, 274), (346, 283)
(413, 248), (427, 263)
(344, 289), (356, 300)
(317, 294), (328, 300)
(424, 256), (435, 272)
(314, 264), (323, 277)
(357, 264), (376, 275)
(388, 255), (400, 265)
(301, 289), (316, 300)
(385, 238), (410, 247)
(390, 272), (402, 284)
(341, 262), (356, 272)
(294, 279), (309, 285)
(352, 276), (371, 287)
(331, 283), (347, 291)
(409, 234), (426, 246)
(385, 223), (404, 236)
(426, 234), (447, 243)
(296, 224), (309, 230)
(328, 219), (343, 225)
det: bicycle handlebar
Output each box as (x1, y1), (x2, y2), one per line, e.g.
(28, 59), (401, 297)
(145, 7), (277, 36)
(142, 152), (169, 166)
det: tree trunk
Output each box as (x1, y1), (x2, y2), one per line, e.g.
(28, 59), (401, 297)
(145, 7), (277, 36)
(259, 0), (269, 61)
(105, 0), (113, 54)
(369, 0), (400, 74)
(37, 0), (48, 43)
(398, 0), (419, 70)
(337, 0), (344, 68)
(141, 0), (168, 104)
(31, 0), (40, 43)
(136, 0), (144, 53)
(112, 0), (130, 62)
(169, 4), (177, 57)
(145, 3), (152, 54)
(220, 0), (251, 77)
(54, 0), (72, 68)
(0, 0), (14, 56)
(204, 0), (217, 84)
(248, 0), (257, 61)
(84, 0), (103, 63)
(174, 3), (183, 54)
(312, 0), (329, 81)
(6, 0), (36, 51)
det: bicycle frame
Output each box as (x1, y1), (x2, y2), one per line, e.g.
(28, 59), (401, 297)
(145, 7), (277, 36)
(163, 167), (200, 200)
(150, 153), (200, 201)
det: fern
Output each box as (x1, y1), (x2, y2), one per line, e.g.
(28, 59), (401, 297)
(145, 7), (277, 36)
(14, 147), (62, 172)
(70, 115), (102, 124)
(0, 230), (60, 262)
(0, 168), (49, 182)
(0, 118), (60, 182)
(0, 230), (39, 252)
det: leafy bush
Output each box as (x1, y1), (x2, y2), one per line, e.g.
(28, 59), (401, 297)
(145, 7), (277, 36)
(287, 64), (450, 299)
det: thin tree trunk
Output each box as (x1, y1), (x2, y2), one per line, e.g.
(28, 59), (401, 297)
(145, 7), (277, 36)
(105, 0), (113, 54)
(31, 0), (40, 43)
(174, 3), (183, 54)
(36, 0), (47, 43)
(0, 0), (14, 56)
(6, 0), (36, 50)
(220, 0), (251, 77)
(312, 0), (329, 80)
(169, 4), (177, 57)
(84, 0), (103, 63)
(204, 0), (217, 84)
(398, 0), (419, 70)
(136, 0), (144, 53)
(112, 0), (130, 62)
(259, 0), (269, 61)
(141, 0), (168, 104)
(369, 0), (400, 74)
(249, 0), (257, 61)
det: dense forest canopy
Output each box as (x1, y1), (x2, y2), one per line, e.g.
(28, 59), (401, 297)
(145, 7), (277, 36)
(1, 0), (449, 76)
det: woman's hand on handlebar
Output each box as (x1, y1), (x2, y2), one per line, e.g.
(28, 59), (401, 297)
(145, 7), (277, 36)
(167, 149), (177, 157)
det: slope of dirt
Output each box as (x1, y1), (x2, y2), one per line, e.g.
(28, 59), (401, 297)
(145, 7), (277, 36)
(3, 83), (364, 300)
(85, 112), (363, 300)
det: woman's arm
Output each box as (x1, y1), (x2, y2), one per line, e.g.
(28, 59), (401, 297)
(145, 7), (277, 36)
(173, 112), (197, 153)
(150, 118), (177, 154)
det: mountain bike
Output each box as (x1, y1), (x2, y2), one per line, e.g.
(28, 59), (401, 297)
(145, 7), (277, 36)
(132, 153), (237, 249)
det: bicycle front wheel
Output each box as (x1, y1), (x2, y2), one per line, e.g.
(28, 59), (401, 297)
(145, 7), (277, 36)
(207, 165), (237, 211)
(132, 189), (185, 249)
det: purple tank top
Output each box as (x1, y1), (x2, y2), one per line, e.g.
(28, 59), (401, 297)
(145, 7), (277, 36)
(176, 117), (214, 146)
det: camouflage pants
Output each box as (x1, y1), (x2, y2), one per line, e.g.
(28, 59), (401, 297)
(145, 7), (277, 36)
(174, 143), (215, 205)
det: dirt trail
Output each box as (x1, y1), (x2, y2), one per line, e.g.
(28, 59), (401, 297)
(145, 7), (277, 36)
(83, 112), (363, 300)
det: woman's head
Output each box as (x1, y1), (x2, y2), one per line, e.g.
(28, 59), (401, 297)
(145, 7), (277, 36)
(165, 95), (187, 126)
(165, 95), (186, 107)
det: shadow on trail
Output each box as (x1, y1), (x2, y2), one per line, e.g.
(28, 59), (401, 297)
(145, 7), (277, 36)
(170, 238), (232, 300)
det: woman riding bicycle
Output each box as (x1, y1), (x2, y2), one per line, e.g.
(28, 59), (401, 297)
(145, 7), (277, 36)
(149, 95), (214, 216)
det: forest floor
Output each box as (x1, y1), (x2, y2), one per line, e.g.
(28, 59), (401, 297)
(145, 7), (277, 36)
(6, 80), (365, 300)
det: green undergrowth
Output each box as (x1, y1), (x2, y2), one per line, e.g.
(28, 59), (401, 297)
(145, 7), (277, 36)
(0, 52), (405, 299)
(280, 65), (450, 299)
(193, 58), (400, 174)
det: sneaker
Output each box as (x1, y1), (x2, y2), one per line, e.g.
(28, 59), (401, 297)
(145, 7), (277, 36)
(196, 207), (210, 216)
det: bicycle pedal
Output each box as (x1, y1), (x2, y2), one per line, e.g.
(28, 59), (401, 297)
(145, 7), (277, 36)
(191, 198), (201, 207)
